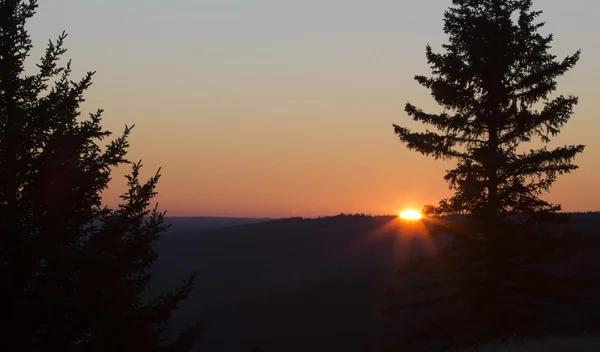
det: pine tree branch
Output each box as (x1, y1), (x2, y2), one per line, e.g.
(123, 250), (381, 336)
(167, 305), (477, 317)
(393, 125), (473, 160)
(500, 95), (578, 144)
(511, 51), (581, 103)
(503, 145), (584, 187)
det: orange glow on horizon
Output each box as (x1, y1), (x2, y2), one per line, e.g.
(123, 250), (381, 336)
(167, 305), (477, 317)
(399, 209), (423, 220)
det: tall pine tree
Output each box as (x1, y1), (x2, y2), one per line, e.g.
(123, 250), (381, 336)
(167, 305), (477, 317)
(0, 1), (201, 350)
(386, 0), (593, 350)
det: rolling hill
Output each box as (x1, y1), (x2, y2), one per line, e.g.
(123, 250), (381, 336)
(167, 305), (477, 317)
(148, 213), (600, 351)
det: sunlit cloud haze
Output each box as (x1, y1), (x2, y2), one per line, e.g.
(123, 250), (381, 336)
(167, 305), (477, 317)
(24, 0), (600, 217)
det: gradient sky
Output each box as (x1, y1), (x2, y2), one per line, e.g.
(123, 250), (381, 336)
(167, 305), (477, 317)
(24, 0), (600, 217)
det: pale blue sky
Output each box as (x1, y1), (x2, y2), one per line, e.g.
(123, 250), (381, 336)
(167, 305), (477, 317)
(23, 1), (600, 216)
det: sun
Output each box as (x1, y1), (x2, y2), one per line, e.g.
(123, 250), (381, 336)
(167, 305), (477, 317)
(399, 209), (423, 220)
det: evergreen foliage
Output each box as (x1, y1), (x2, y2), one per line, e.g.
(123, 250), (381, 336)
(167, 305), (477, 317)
(0, 1), (201, 350)
(387, 1), (593, 350)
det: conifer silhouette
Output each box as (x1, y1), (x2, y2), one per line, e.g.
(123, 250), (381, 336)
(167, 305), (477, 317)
(0, 1), (201, 350)
(387, 1), (592, 350)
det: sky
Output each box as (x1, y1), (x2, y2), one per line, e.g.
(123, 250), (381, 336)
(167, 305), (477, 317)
(24, 0), (600, 218)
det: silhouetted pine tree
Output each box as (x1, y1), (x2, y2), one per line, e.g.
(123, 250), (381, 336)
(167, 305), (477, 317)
(0, 1), (201, 350)
(386, 0), (592, 350)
